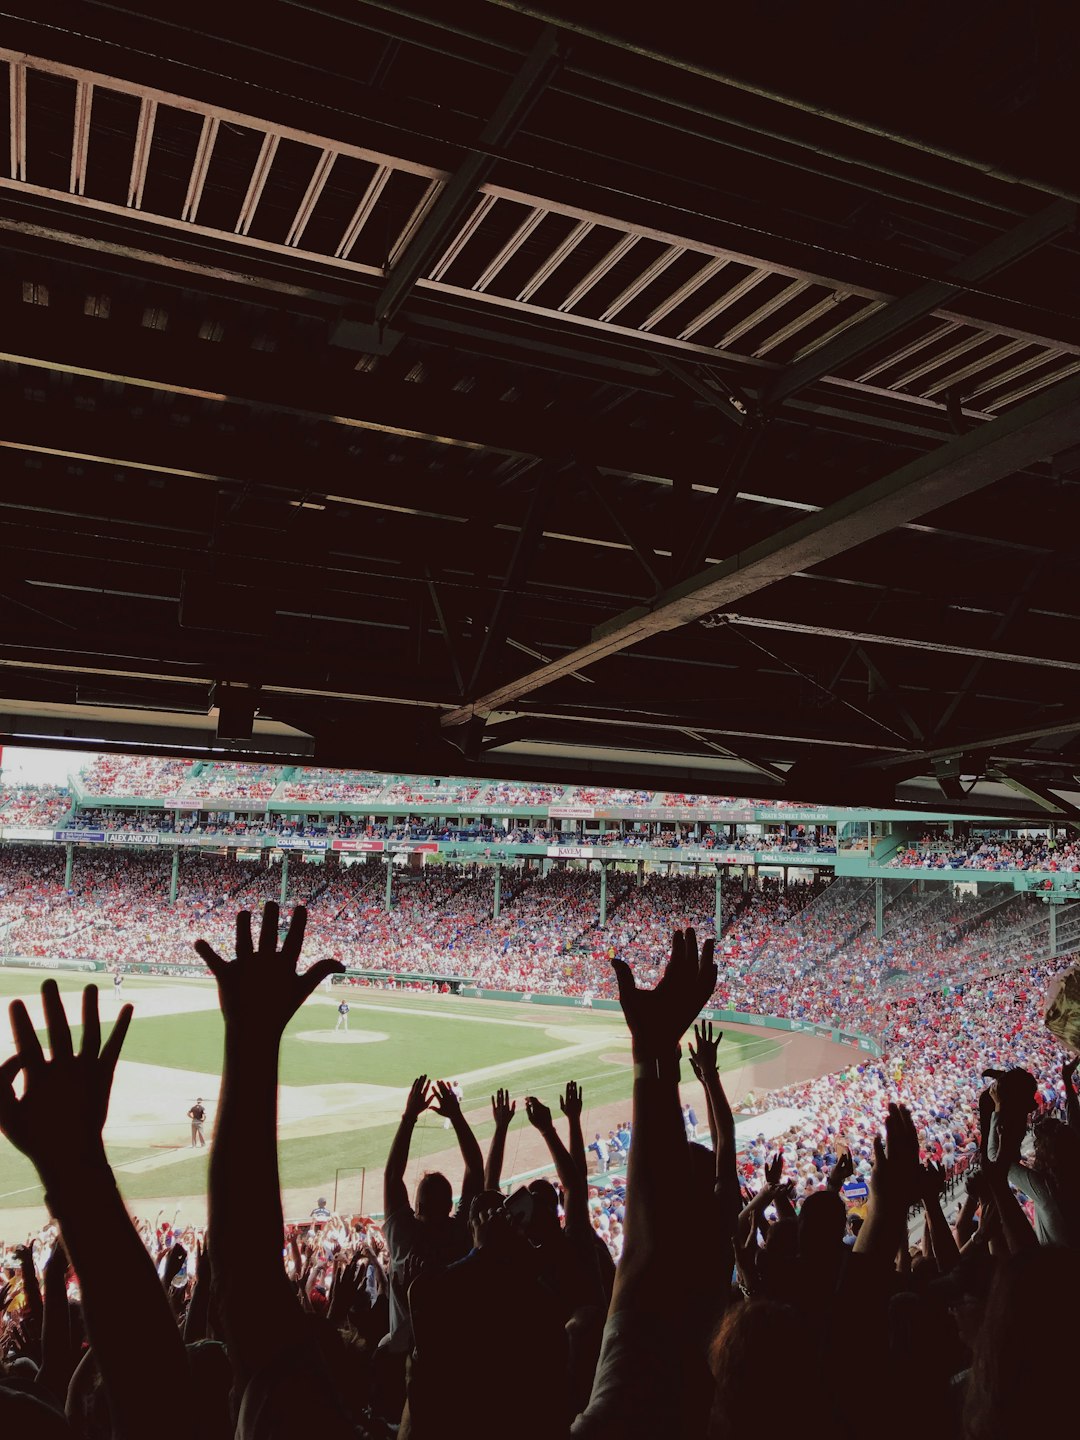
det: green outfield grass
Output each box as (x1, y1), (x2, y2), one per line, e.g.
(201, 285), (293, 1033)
(0, 970), (778, 1217)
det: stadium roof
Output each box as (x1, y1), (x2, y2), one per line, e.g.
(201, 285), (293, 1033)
(4, 1), (1080, 819)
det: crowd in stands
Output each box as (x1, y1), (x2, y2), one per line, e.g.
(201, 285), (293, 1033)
(80, 756), (195, 798)
(890, 830), (1080, 872)
(49, 803), (841, 860)
(277, 771), (386, 804)
(0, 786), (71, 828)
(0, 894), (1075, 1437)
(62, 754), (822, 813)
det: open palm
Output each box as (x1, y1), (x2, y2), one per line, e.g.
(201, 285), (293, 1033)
(195, 902), (343, 1040)
(0, 981), (131, 1184)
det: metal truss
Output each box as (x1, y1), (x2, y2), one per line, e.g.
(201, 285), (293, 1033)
(3, 48), (1078, 430)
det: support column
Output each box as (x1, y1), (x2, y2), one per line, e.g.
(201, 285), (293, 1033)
(636, 859), (645, 887)
(599, 862), (608, 929)
(874, 876), (884, 939)
(169, 847), (180, 905)
(280, 850), (290, 907)
(1050, 902), (1058, 954)
(714, 868), (723, 935)
(385, 860), (393, 912)
(64, 843), (74, 889)
(493, 864), (502, 920)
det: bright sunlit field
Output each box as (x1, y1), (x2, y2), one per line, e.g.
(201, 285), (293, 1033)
(0, 969), (778, 1229)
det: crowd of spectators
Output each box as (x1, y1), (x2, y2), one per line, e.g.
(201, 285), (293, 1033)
(890, 830), (1080, 872)
(49, 801), (841, 863)
(65, 755), (828, 814)
(277, 771), (386, 804)
(0, 895), (1074, 1437)
(0, 786), (71, 829)
(80, 757), (195, 798)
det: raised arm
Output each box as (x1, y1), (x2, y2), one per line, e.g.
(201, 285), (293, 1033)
(37, 1238), (74, 1405)
(431, 1080), (484, 1209)
(853, 1104), (921, 1263)
(560, 1080), (588, 1183)
(918, 1162), (960, 1273)
(194, 902), (343, 1391)
(485, 1088), (516, 1191)
(385, 1076), (432, 1215)
(525, 1092), (589, 1234)
(0, 981), (191, 1440)
(826, 1146), (854, 1194)
(981, 1112), (1039, 1255)
(687, 1020), (723, 1159)
(953, 1172), (982, 1249)
(610, 928), (717, 1312)
(1063, 1054), (1080, 1132)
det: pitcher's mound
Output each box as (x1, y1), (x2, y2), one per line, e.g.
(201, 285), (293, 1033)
(295, 1029), (389, 1045)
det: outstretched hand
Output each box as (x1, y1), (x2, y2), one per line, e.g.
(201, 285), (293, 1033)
(194, 902), (343, 1043)
(612, 927), (717, 1059)
(763, 1152), (784, 1188)
(525, 1096), (554, 1133)
(1064, 1054), (1080, 1083)
(0, 981), (132, 1186)
(827, 1147), (854, 1190)
(404, 1075), (433, 1122)
(918, 1161), (947, 1205)
(431, 1080), (462, 1122)
(491, 1088), (516, 1127)
(868, 1103), (921, 1210)
(688, 1019), (722, 1079)
(560, 1081), (583, 1120)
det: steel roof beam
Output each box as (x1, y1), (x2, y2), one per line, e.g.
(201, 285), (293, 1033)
(441, 366), (1080, 725)
(373, 25), (563, 325)
(763, 200), (1076, 409)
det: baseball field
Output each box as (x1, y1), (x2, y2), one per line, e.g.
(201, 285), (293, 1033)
(0, 968), (842, 1239)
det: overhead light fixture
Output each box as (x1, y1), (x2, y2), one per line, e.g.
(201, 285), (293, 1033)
(210, 681), (260, 740)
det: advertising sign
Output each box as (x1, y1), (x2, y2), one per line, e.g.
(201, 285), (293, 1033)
(546, 845), (595, 859)
(548, 805), (596, 819)
(331, 839), (385, 853)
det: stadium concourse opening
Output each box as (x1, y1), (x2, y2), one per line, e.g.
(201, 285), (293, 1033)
(2, 4), (1080, 1436)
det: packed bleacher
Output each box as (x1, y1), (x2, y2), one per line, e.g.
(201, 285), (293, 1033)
(890, 830), (1080, 871)
(56, 753), (831, 814)
(3, 763), (1080, 1438)
(0, 870), (1075, 1436)
(79, 755), (196, 798)
(0, 785), (70, 828)
(277, 770), (386, 804)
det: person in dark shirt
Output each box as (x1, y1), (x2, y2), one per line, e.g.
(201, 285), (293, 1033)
(187, 1098), (207, 1148)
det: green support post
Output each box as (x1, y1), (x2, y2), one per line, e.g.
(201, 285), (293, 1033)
(1050, 902), (1058, 955)
(599, 862), (608, 929)
(714, 867), (723, 935)
(169, 847), (179, 905)
(874, 876), (884, 939)
(636, 859), (645, 887)
(385, 860), (393, 912)
(279, 850), (290, 907)
(493, 864), (502, 920)
(64, 843), (73, 889)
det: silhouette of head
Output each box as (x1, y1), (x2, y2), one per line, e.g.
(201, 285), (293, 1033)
(798, 1190), (846, 1257)
(416, 1171), (453, 1221)
(525, 1178), (560, 1243)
